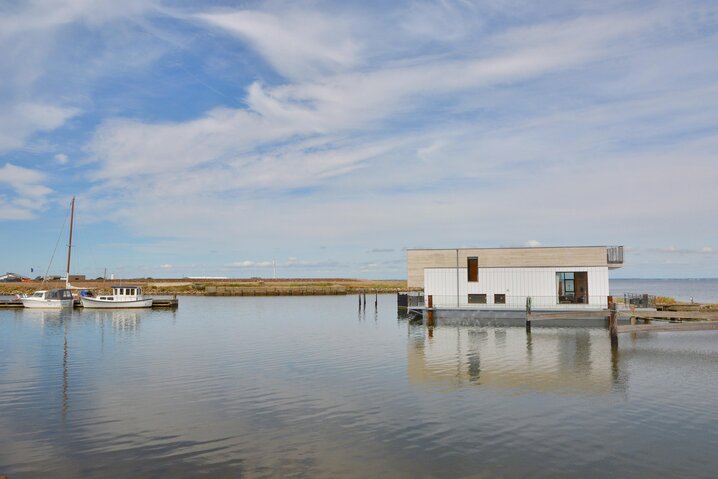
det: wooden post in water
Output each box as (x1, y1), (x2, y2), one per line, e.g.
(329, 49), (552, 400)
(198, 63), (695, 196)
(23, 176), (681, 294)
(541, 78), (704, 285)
(363, 292), (366, 308)
(358, 293), (362, 311)
(427, 295), (434, 337)
(525, 296), (532, 333)
(375, 290), (378, 310)
(609, 300), (618, 348)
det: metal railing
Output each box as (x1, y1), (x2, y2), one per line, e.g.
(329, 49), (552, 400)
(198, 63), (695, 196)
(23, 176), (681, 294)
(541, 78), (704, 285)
(397, 292), (425, 309)
(426, 295), (608, 310)
(623, 293), (656, 309)
(607, 246), (624, 264)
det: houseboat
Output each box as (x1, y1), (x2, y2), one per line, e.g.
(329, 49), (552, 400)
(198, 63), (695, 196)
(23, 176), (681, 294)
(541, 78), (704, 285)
(408, 245), (623, 311)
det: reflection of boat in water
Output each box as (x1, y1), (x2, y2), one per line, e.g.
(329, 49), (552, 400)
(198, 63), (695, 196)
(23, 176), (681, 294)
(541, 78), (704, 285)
(81, 286), (153, 309)
(21, 308), (71, 324)
(89, 309), (143, 332)
(21, 288), (74, 309)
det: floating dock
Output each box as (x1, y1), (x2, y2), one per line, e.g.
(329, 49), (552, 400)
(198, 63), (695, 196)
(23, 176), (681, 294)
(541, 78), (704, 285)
(0, 299), (24, 308)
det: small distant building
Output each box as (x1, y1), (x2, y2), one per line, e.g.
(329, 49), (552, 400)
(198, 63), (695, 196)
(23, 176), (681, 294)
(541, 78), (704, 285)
(0, 272), (30, 283)
(68, 274), (86, 282)
(408, 246), (623, 310)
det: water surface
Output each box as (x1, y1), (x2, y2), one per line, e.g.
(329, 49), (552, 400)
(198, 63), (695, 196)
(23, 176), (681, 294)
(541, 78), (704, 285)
(1, 296), (717, 478)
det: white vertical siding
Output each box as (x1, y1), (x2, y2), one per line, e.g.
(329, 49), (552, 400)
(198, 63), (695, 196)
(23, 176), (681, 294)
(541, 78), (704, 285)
(424, 267), (610, 309)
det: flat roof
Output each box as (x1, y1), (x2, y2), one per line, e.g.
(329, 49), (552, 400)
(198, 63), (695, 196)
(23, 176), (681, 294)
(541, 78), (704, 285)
(407, 245), (614, 251)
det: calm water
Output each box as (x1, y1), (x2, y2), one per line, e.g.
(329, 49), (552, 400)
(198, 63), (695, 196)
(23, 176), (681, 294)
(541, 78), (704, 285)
(611, 278), (718, 303)
(1, 296), (718, 478)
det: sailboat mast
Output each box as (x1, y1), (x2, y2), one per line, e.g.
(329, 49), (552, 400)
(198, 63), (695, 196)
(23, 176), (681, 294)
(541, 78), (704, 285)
(66, 196), (75, 288)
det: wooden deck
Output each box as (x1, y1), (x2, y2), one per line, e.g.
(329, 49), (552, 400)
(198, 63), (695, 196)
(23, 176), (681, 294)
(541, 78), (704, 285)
(617, 322), (718, 333)
(0, 299), (23, 308)
(527, 310), (610, 321)
(619, 310), (718, 321)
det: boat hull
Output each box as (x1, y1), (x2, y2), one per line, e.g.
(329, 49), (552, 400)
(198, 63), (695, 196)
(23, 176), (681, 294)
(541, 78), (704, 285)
(80, 297), (153, 309)
(21, 298), (73, 309)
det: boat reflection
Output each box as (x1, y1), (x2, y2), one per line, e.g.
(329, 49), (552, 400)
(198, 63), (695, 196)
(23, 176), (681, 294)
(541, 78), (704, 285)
(89, 309), (145, 333)
(20, 308), (73, 326)
(407, 322), (626, 395)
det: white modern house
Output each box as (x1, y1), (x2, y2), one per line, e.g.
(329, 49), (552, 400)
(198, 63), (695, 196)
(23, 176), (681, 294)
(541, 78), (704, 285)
(408, 246), (624, 310)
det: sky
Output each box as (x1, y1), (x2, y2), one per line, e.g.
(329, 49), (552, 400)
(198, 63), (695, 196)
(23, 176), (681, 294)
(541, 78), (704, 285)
(1, 0), (717, 280)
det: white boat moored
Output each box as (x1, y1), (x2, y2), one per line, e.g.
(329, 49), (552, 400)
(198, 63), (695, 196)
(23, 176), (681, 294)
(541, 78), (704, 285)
(21, 289), (74, 309)
(80, 286), (153, 309)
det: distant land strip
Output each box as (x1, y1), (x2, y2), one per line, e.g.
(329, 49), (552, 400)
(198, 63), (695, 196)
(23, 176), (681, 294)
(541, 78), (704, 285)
(0, 279), (413, 296)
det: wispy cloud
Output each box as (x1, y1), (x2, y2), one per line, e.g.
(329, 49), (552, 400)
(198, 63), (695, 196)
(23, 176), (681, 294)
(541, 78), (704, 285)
(0, 163), (52, 219)
(196, 9), (361, 81)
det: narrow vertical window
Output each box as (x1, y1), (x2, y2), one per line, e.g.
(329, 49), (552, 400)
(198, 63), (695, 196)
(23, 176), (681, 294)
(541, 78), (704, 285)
(467, 257), (478, 282)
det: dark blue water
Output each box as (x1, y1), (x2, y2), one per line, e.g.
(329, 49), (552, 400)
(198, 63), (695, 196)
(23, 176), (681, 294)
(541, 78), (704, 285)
(1, 296), (717, 478)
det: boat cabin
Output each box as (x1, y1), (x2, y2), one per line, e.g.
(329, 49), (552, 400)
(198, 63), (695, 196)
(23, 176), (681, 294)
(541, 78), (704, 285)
(30, 289), (73, 300)
(96, 286), (145, 301)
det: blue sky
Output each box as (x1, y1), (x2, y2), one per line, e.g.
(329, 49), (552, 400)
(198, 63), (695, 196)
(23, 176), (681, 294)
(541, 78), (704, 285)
(1, 0), (718, 279)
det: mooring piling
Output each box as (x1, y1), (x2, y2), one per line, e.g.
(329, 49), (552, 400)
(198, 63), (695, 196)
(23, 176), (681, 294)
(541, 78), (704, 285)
(525, 296), (532, 333)
(609, 301), (618, 348)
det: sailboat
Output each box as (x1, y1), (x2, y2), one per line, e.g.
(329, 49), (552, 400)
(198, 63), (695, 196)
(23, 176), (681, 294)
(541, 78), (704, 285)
(21, 197), (77, 309)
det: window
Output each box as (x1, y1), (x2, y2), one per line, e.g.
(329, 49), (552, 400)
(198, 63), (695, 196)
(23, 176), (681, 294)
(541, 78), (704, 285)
(494, 294), (506, 304)
(468, 294), (487, 304)
(557, 272), (588, 304)
(467, 257), (478, 282)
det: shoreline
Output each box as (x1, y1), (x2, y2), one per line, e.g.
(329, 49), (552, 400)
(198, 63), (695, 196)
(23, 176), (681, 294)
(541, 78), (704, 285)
(0, 278), (412, 297)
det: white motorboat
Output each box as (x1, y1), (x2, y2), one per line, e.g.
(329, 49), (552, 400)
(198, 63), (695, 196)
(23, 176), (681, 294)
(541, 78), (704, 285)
(81, 286), (153, 309)
(21, 289), (74, 309)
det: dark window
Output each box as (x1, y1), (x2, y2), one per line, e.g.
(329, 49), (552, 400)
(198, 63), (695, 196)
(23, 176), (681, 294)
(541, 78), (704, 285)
(468, 294), (487, 304)
(494, 294), (506, 304)
(557, 272), (589, 304)
(467, 257), (478, 282)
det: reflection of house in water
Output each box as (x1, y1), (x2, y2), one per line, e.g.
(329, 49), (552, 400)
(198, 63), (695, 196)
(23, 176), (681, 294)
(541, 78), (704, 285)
(407, 324), (623, 395)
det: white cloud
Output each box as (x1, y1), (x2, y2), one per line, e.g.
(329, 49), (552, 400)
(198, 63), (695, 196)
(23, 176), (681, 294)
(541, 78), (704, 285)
(0, 103), (79, 153)
(0, 163), (53, 219)
(0, 0), (161, 156)
(196, 10), (361, 81)
(54, 153), (69, 164)
(86, 8), (670, 202)
(0, 0), (155, 37)
(227, 260), (273, 269)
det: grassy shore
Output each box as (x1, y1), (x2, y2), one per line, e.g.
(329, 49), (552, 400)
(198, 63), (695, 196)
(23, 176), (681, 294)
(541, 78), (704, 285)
(0, 278), (410, 296)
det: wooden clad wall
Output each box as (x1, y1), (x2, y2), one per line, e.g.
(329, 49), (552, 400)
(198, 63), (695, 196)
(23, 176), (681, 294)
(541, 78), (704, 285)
(407, 247), (609, 288)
